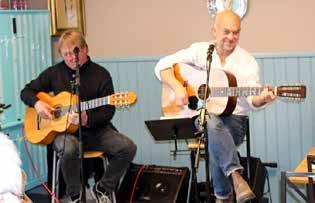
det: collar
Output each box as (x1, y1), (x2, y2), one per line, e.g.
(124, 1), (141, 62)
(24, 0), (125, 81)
(63, 56), (91, 74)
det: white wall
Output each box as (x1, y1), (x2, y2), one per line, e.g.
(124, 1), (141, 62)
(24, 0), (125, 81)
(83, 0), (315, 57)
(29, 0), (315, 57)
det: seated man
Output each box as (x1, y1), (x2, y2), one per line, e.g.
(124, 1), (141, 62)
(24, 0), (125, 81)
(154, 9), (276, 203)
(20, 30), (137, 203)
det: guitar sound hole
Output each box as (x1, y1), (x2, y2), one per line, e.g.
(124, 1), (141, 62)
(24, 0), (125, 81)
(53, 107), (62, 119)
(198, 84), (210, 100)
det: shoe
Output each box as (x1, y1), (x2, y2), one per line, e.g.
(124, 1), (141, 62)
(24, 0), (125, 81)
(216, 196), (234, 203)
(215, 193), (234, 203)
(91, 182), (112, 203)
(216, 199), (233, 203)
(59, 193), (81, 203)
(231, 171), (255, 203)
(69, 194), (81, 203)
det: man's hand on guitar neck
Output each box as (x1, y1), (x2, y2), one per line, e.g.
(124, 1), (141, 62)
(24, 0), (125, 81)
(34, 100), (55, 120)
(252, 85), (277, 107)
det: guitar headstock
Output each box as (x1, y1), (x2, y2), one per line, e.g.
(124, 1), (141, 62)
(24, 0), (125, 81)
(276, 85), (306, 99)
(109, 91), (137, 107)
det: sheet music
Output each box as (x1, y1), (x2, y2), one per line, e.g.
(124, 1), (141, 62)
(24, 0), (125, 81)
(160, 106), (199, 120)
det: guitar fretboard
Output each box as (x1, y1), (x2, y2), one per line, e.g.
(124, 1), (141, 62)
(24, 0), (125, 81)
(58, 96), (109, 116)
(73, 96), (109, 111)
(210, 87), (265, 97)
(81, 97), (109, 111)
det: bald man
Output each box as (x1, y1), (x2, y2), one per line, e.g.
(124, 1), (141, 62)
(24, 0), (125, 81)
(155, 9), (276, 203)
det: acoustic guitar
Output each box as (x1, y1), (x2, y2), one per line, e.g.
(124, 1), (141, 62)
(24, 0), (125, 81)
(161, 63), (306, 117)
(24, 91), (137, 145)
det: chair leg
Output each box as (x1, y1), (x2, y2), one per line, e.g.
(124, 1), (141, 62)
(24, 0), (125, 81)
(99, 156), (117, 203)
(51, 151), (57, 203)
(280, 171), (287, 203)
(56, 157), (61, 200)
(51, 151), (61, 203)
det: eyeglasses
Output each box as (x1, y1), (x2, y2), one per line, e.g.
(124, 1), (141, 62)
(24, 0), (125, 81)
(60, 51), (76, 58)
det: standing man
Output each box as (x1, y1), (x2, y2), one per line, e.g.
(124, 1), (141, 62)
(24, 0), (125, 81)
(155, 10), (276, 203)
(21, 30), (137, 203)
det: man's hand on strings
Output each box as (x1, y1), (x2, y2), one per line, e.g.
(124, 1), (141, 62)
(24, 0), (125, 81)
(175, 85), (189, 107)
(68, 111), (88, 126)
(34, 100), (55, 120)
(160, 67), (188, 107)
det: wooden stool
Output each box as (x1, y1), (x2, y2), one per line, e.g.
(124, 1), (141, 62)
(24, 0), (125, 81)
(188, 140), (205, 151)
(21, 170), (32, 203)
(188, 139), (206, 203)
(51, 150), (117, 203)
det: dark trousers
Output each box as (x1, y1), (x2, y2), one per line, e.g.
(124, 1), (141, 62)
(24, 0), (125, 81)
(49, 126), (137, 197)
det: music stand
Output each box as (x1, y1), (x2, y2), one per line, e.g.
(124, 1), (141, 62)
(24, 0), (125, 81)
(145, 117), (197, 158)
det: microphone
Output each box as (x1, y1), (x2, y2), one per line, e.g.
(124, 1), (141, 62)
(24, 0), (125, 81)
(73, 47), (81, 86)
(73, 47), (80, 64)
(73, 46), (80, 55)
(207, 44), (215, 61)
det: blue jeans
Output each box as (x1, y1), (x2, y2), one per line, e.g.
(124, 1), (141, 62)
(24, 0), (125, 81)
(196, 114), (248, 199)
(53, 126), (137, 197)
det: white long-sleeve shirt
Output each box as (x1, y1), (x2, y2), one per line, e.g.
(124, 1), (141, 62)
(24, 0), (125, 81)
(155, 42), (262, 116)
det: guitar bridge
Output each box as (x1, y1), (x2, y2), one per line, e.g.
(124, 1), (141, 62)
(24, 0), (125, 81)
(37, 115), (41, 130)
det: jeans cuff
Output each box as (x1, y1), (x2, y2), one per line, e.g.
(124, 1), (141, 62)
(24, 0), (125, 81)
(215, 191), (233, 200)
(226, 166), (243, 177)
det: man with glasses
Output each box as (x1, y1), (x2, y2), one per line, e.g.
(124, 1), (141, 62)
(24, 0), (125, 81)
(21, 30), (137, 203)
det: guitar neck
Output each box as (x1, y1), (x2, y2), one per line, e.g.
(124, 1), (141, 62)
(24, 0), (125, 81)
(70, 96), (110, 112)
(59, 91), (136, 114)
(210, 87), (267, 97)
(60, 96), (110, 115)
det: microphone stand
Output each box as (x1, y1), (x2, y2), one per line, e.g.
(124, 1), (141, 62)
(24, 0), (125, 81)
(194, 44), (215, 203)
(73, 47), (86, 203)
(0, 103), (11, 131)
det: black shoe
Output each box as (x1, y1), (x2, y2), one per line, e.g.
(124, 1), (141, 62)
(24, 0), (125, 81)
(91, 182), (112, 203)
(59, 193), (81, 203)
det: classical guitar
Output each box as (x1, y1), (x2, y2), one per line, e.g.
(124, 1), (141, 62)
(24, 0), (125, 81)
(24, 91), (137, 145)
(161, 63), (306, 117)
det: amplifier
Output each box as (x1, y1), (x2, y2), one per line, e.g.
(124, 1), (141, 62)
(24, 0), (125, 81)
(117, 164), (190, 203)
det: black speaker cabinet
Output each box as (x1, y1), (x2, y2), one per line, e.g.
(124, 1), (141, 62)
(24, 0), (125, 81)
(240, 156), (267, 200)
(117, 164), (190, 203)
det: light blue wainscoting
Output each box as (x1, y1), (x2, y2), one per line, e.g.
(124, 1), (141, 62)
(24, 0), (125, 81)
(0, 10), (52, 190)
(1, 52), (314, 202)
(249, 52), (315, 202)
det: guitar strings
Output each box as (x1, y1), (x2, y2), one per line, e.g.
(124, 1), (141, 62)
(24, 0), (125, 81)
(59, 93), (75, 157)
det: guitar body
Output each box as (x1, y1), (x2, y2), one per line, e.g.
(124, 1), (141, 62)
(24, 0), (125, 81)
(24, 91), (137, 145)
(24, 91), (78, 145)
(161, 63), (306, 118)
(161, 63), (237, 117)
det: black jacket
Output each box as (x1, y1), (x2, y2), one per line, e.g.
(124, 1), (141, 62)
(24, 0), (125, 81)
(20, 57), (115, 130)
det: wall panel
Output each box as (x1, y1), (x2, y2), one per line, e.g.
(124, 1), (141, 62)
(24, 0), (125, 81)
(96, 53), (315, 202)
(0, 10), (52, 190)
